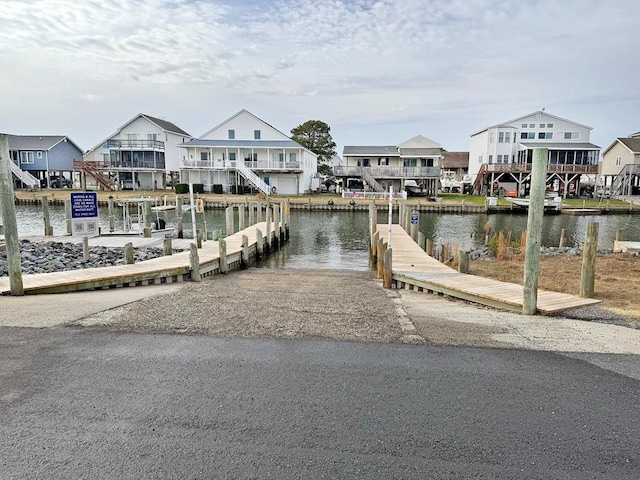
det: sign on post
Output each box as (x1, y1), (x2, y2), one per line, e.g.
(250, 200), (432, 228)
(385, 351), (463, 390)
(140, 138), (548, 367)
(195, 198), (204, 213)
(71, 192), (99, 237)
(411, 212), (419, 225)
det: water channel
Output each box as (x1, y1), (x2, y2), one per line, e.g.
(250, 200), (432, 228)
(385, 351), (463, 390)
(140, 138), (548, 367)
(5, 204), (639, 272)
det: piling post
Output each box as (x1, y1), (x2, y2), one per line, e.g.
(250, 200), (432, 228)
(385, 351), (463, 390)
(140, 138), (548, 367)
(559, 228), (567, 248)
(284, 200), (290, 241)
(225, 206), (234, 237)
(378, 242), (387, 280)
(418, 232), (426, 251)
(190, 243), (201, 282)
(0, 133), (23, 295)
(82, 236), (90, 261)
(409, 209), (419, 242)
(383, 247), (393, 289)
(163, 237), (172, 256)
(256, 228), (264, 260)
(143, 200), (152, 238)
(257, 201), (263, 222)
(523, 148), (548, 315)
(369, 204), (377, 239)
(238, 204), (246, 231)
(371, 230), (380, 260)
(615, 229), (624, 242)
(65, 199), (72, 235)
(376, 237), (384, 279)
(458, 251), (469, 274)
(124, 242), (134, 265)
(176, 218), (183, 239)
(580, 222), (599, 298)
(265, 207), (272, 252)
(108, 196), (115, 233)
(272, 204), (281, 242)
(426, 238), (433, 257)
(219, 238), (228, 273)
(42, 196), (52, 236)
(197, 232), (203, 249)
(241, 234), (249, 269)
(248, 202), (255, 226)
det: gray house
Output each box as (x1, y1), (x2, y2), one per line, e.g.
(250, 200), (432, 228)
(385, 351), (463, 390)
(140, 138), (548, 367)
(9, 135), (83, 188)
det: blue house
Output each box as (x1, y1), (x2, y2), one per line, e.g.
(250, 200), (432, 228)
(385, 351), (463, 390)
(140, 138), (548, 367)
(8, 135), (83, 188)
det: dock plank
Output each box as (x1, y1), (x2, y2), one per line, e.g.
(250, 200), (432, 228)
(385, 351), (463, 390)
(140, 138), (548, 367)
(377, 224), (600, 315)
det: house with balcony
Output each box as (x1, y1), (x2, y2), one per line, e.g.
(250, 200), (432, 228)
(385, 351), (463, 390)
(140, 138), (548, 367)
(469, 111), (600, 197)
(600, 133), (640, 197)
(336, 135), (443, 195)
(82, 113), (192, 190)
(8, 135), (83, 189)
(178, 109), (318, 195)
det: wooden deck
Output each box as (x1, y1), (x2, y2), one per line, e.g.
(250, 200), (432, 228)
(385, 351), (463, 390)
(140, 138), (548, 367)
(377, 224), (601, 315)
(0, 222), (282, 295)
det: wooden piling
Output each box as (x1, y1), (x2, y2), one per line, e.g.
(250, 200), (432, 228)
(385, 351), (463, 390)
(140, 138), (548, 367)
(65, 199), (72, 235)
(426, 238), (433, 257)
(458, 251), (469, 274)
(241, 234), (249, 269)
(189, 244), (201, 282)
(383, 247), (393, 288)
(163, 237), (172, 256)
(265, 207), (272, 252)
(256, 228), (264, 260)
(559, 228), (567, 248)
(108, 196), (115, 233)
(124, 242), (134, 265)
(378, 242), (388, 280)
(371, 231), (380, 259)
(376, 237), (384, 279)
(580, 222), (599, 298)
(238, 204), (246, 230)
(248, 202), (255, 226)
(42, 196), (52, 236)
(225, 206), (234, 237)
(219, 238), (228, 273)
(82, 236), (90, 261)
(418, 232), (426, 251)
(615, 229), (624, 242)
(409, 209), (419, 242)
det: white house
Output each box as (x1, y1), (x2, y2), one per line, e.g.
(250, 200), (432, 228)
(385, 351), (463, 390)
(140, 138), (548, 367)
(469, 111), (600, 197)
(178, 110), (318, 195)
(82, 113), (192, 190)
(600, 133), (640, 196)
(336, 135), (443, 195)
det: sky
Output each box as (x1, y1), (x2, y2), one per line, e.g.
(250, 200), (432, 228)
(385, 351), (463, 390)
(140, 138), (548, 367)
(1, 0), (639, 155)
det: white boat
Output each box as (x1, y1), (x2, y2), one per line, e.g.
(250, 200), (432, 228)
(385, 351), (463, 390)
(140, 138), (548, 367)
(440, 171), (462, 193)
(505, 197), (563, 212)
(103, 197), (177, 237)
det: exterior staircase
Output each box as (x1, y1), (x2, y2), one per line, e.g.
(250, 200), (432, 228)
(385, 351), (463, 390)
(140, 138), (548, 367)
(611, 164), (640, 197)
(361, 167), (385, 192)
(10, 162), (39, 188)
(472, 164), (488, 195)
(74, 161), (116, 191)
(236, 161), (271, 195)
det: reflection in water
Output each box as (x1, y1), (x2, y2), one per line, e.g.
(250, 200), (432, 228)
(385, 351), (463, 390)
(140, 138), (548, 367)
(6, 205), (640, 271)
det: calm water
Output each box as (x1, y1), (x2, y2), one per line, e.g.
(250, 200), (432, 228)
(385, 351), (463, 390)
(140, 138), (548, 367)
(4, 205), (640, 271)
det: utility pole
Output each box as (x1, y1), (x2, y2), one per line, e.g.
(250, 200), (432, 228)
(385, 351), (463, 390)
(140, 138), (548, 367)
(0, 134), (24, 295)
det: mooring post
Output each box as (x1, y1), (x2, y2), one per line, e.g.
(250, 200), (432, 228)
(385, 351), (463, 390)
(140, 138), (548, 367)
(272, 203), (280, 242)
(190, 243), (201, 282)
(197, 231), (203, 249)
(376, 237), (384, 279)
(241, 234), (249, 269)
(383, 247), (393, 289)
(124, 242), (134, 265)
(65, 199), (72, 235)
(225, 206), (234, 237)
(615, 229), (624, 242)
(248, 202), (255, 226)
(42, 196), (52, 236)
(410, 209), (419, 243)
(163, 237), (172, 256)
(256, 228), (264, 260)
(143, 200), (152, 237)
(523, 148), (548, 315)
(257, 201), (263, 222)
(371, 230), (380, 260)
(238, 204), (246, 231)
(369, 204), (377, 239)
(176, 218), (183, 239)
(580, 222), (599, 298)
(0, 133), (23, 295)
(418, 232), (426, 251)
(219, 238), (228, 273)
(265, 206), (272, 252)
(426, 238), (433, 257)
(559, 228), (567, 248)
(82, 236), (90, 261)
(108, 196), (115, 233)
(458, 251), (469, 274)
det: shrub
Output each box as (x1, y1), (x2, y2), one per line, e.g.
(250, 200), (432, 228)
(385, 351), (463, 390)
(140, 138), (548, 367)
(174, 183), (188, 194)
(193, 183), (204, 194)
(212, 184), (223, 194)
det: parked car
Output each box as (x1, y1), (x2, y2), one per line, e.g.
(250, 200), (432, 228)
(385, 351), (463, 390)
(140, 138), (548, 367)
(592, 188), (611, 199)
(41, 176), (71, 188)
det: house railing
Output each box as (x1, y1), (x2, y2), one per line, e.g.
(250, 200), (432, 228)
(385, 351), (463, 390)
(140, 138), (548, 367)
(236, 161), (271, 195)
(181, 159), (301, 171)
(106, 139), (165, 150)
(611, 164), (640, 196)
(333, 166), (440, 177)
(484, 163), (598, 174)
(10, 161), (39, 188)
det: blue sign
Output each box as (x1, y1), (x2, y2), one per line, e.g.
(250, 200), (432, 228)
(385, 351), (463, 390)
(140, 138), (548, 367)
(71, 192), (98, 218)
(411, 212), (419, 224)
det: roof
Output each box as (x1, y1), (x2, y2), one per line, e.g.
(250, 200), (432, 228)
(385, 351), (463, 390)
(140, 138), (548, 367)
(472, 110), (593, 137)
(141, 114), (191, 137)
(7, 135), (82, 152)
(343, 146), (400, 156)
(198, 109), (290, 140)
(442, 151), (469, 169)
(179, 139), (301, 148)
(519, 142), (600, 150)
(617, 137), (640, 153)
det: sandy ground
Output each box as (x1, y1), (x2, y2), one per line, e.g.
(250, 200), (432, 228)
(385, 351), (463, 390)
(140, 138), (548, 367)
(2, 268), (640, 355)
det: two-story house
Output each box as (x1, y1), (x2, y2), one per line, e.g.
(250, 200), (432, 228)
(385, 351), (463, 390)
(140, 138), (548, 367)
(82, 113), (192, 190)
(178, 110), (318, 195)
(336, 135), (443, 195)
(600, 132), (640, 197)
(469, 111), (600, 197)
(8, 135), (83, 189)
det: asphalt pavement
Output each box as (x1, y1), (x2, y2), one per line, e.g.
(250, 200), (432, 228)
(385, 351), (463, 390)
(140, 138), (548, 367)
(1, 327), (639, 479)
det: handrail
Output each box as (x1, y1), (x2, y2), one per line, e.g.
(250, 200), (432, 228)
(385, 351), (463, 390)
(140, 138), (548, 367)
(236, 161), (271, 195)
(10, 162), (39, 188)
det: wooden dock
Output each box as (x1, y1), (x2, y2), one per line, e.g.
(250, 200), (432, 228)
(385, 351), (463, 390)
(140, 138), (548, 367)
(0, 221), (284, 295)
(377, 224), (601, 315)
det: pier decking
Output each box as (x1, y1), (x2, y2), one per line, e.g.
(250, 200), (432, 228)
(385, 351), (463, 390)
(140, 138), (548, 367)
(0, 221), (281, 295)
(377, 224), (601, 315)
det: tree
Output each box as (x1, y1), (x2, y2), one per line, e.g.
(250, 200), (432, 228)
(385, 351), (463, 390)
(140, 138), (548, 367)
(291, 120), (337, 174)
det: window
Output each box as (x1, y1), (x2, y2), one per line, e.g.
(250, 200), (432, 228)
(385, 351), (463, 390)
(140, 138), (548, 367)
(490, 132), (496, 143)
(529, 123), (535, 128)
(520, 132), (535, 139)
(289, 153), (296, 162)
(564, 132), (579, 139)
(547, 123), (554, 128)
(200, 152), (208, 161)
(228, 129), (235, 139)
(539, 123), (545, 128)
(616, 156), (621, 166)
(20, 151), (34, 164)
(521, 123), (527, 128)
(498, 132), (504, 143)
(379, 157), (388, 165)
(127, 133), (137, 141)
(254, 130), (261, 139)
(403, 158), (417, 167)
(229, 152), (236, 161)
(505, 132), (511, 143)
(497, 155), (502, 163)
(538, 132), (553, 139)
(36, 151), (43, 159)
(147, 133), (157, 141)
(488, 155), (493, 164)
